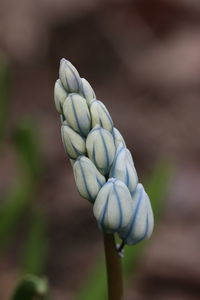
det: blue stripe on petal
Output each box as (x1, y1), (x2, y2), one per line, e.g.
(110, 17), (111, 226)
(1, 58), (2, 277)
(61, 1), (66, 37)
(100, 103), (113, 127)
(110, 145), (124, 177)
(99, 193), (110, 229)
(96, 176), (103, 188)
(70, 95), (85, 136)
(131, 214), (149, 245)
(100, 129), (109, 173)
(125, 167), (130, 187)
(92, 144), (98, 167)
(124, 186), (143, 241)
(66, 62), (80, 91)
(113, 183), (123, 231)
(79, 162), (93, 201)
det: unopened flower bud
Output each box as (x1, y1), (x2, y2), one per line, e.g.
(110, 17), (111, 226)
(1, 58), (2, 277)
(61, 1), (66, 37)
(73, 156), (106, 203)
(63, 94), (91, 136)
(54, 79), (68, 114)
(61, 124), (86, 159)
(119, 183), (154, 245)
(81, 78), (96, 105)
(86, 126), (116, 175)
(59, 58), (81, 93)
(112, 127), (126, 148)
(93, 178), (133, 233)
(110, 144), (138, 196)
(90, 100), (113, 132)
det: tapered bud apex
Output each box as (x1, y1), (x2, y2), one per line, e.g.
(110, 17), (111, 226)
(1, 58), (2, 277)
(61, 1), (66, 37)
(61, 124), (86, 159)
(119, 183), (154, 245)
(86, 126), (116, 175)
(73, 156), (106, 203)
(90, 100), (113, 132)
(59, 59), (81, 93)
(93, 178), (133, 233)
(54, 79), (68, 114)
(81, 78), (96, 105)
(112, 127), (126, 148)
(63, 94), (91, 136)
(110, 144), (138, 196)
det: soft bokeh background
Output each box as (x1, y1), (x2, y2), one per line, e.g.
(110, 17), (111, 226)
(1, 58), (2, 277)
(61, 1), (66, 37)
(0, 0), (200, 299)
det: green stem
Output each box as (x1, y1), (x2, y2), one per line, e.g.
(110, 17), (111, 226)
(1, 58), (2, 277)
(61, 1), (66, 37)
(103, 233), (124, 300)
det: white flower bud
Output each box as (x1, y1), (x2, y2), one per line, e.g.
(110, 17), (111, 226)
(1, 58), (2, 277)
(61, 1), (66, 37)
(119, 183), (154, 245)
(59, 58), (81, 93)
(73, 156), (106, 203)
(54, 79), (68, 114)
(90, 100), (113, 132)
(63, 94), (91, 136)
(81, 78), (96, 105)
(86, 126), (116, 175)
(93, 178), (133, 233)
(61, 124), (86, 159)
(109, 144), (138, 196)
(112, 127), (126, 148)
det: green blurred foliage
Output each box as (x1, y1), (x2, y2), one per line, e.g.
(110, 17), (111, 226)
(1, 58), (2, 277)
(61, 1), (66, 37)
(22, 210), (48, 276)
(75, 161), (172, 300)
(12, 120), (42, 180)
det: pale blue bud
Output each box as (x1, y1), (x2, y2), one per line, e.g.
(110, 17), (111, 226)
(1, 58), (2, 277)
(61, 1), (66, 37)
(61, 124), (86, 159)
(109, 144), (138, 196)
(63, 93), (91, 136)
(54, 79), (68, 114)
(59, 58), (81, 93)
(119, 183), (154, 245)
(81, 78), (96, 105)
(112, 127), (126, 148)
(93, 178), (133, 233)
(86, 126), (116, 175)
(73, 156), (106, 203)
(90, 100), (113, 132)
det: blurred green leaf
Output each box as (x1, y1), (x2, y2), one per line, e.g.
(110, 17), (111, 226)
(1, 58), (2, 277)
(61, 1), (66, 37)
(145, 161), (173, 222)
(11, 275), (49, 300)
(0, 53), (10, 147)
(22, 211), (48, 276)
(0, 181), (33, 251)
(0, 119), (42, 252)
(75, 160), (172, 300)
(12, 119), (42, 180)
(75, 256), (107, 300)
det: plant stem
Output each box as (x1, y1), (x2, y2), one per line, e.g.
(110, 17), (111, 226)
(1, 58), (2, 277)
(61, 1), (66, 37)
(103, 233), (123, 300)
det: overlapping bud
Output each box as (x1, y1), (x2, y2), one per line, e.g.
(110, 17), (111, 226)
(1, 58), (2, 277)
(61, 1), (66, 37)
(93, 179), (133, 233)
(54, 58), (154, 247)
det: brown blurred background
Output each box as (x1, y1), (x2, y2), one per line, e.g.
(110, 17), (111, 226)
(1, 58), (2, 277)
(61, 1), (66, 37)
(0, 0), (200, 299)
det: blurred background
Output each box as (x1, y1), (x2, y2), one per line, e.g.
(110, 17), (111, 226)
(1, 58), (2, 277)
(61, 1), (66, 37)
(0, 0), (200, 299)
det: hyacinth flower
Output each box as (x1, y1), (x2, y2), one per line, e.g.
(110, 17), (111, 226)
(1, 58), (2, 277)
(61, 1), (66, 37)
(53, 58), (154, 300)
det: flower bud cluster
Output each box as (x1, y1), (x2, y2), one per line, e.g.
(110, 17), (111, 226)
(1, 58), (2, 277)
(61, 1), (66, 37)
(54, 58), (154, 246)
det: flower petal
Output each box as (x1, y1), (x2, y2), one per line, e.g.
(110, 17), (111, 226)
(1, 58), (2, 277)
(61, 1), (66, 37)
(73, 156), (106, 203)
(109, 144), (138, 195)
(119, 183), (154, 245)
(59, 58), (81, 92)
(86, 126), (116, 175)
(90, 100), (113, 132)
(61, 124), (86, 159)
(54, 79), (68, 114)
(80, 78), (96, 105)
(112, 127), (126, 148)
(63, 93), (91, 136)
(93, 178), (133, 233)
